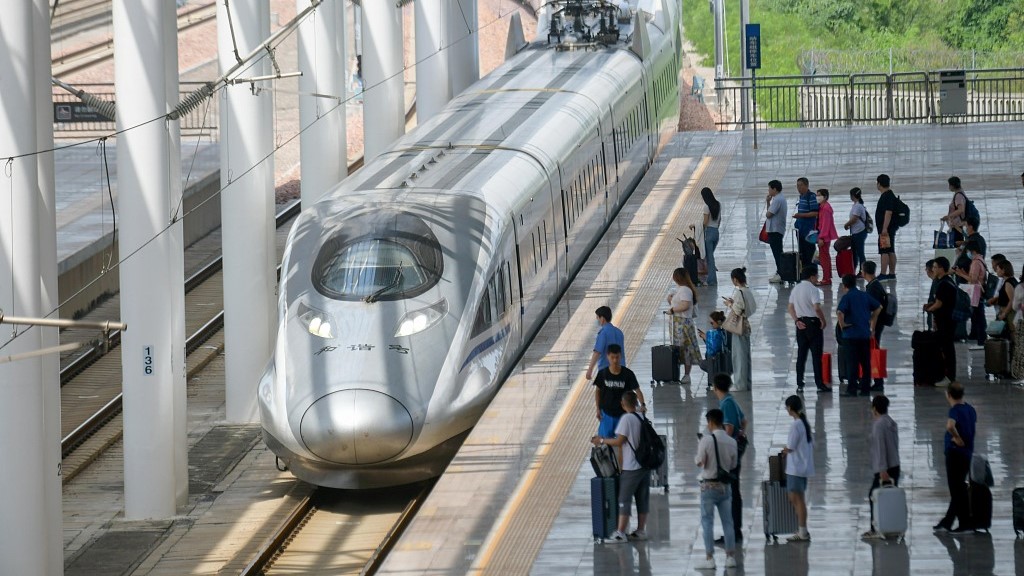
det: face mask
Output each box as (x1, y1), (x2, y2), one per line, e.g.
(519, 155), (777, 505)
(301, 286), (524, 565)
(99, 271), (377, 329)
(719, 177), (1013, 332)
(967, 251), (974, 259)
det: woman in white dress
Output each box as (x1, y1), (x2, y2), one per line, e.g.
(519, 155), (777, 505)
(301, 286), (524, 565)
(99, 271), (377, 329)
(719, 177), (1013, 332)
(723, 267), (756, 391)
(667, 267), (702, 384)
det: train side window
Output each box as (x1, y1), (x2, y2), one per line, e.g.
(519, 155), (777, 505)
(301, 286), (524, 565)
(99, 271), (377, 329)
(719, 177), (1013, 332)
(506, 262), (514, 306)
(471, 284), (494, 337)
(531, 231), (538, 273)
(489, 277), (501, 319)
(494, 268), (506, 316)
(542, 220), (548, 261)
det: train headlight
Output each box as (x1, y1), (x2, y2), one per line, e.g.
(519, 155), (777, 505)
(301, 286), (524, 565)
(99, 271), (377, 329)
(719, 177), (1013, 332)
(395, 298), (448, 337)
(298, 303), (336, 339)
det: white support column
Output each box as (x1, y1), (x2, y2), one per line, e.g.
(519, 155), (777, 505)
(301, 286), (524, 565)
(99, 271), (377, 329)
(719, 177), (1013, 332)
(362, 0), (404, 161)
(415, 0), (451, 123)
(0, 1), (48, 572)
(712, 0), (724, 83)
(219, 0), (276, 423)
(298, 0), (347, 205)
(447, 0), (479, 97)
(114, 0), (188, 519)
(33, 0), (63, 571)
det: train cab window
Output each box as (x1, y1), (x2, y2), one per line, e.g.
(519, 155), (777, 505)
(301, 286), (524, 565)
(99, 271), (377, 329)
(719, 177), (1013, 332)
(312, 210), (442, 301)
(471, 285), (494, 337)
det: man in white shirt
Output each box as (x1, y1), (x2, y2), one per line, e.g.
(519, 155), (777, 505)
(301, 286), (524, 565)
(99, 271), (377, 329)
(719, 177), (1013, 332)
(590, 391), (649, 542)
(787, 264), (828, 392)
(694, 409), (738, 570)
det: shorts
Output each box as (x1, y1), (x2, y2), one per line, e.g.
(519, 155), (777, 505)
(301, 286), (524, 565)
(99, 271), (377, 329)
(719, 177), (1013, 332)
(598, 411), (621, 439)
(878, 229), (897, 254)
(618, 468), (651, 516)
(786, 474), (808, 493)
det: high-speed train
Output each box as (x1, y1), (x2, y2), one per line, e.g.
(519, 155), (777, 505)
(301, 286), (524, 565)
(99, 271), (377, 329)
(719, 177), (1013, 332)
(259, 0), (683, 488)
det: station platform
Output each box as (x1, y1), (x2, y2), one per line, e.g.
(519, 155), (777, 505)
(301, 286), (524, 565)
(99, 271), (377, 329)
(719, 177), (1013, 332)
(378, 123), (1024, 575)
(57, 123), (1024, 575)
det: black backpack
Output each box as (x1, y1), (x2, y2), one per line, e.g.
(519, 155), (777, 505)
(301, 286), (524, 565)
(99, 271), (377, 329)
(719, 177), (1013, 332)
(629, 413), (666, 470)
(893, 195), (910, 228)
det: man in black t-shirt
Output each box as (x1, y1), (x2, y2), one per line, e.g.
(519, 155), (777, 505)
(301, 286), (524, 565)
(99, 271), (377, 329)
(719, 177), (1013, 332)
(874, 174), (900, 280)
(924, 257), (958, 384)
(593, 343), (645, 438)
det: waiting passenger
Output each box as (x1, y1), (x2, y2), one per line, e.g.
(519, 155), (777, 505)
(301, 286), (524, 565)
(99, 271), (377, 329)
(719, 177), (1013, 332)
(843, 187), (870, 275)
(1013, 269), (1024, 379)
(814, 188), (839, 286)
(782, 395), (814, 542)
(792, 177), (819, 269)
(934, 382), (977, 534)
(666, 267), (702, 384)
(765, 180), (787, 284)
(992, 260), (1017, 339)
(787, 264), (827, 393)
(874, 174), (900, 280)
(837, 273), (882, 397)
(941, 176), (968, 246)
(701, 187), (722, 286)
(861, 394), (901, 540)
(713, 375), (747, 544)
(694, 408), (738, 570)
(924, 258), (958, 384)
(590, 390), (650, 542)
(586, 306), (625, 380)
(697, 310), (728, 382)
(723, 268), (756, 391)
(592, 344), (645, 439)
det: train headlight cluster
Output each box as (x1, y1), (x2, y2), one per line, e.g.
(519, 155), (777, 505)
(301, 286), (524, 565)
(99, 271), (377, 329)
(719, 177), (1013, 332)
(394, 298), (448, 337)
(298, 303), (336, 339)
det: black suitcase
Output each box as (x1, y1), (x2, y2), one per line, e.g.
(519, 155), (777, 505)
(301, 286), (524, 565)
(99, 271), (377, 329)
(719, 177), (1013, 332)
(651, 314), (680, 384)
(1013, 487), (1024, 537)
(780, 251), (799, 284)
(911, 328), (943, 385)
(591, 476), (619, 541)
(969, 480), (993, 531)
(985, 338), (1010, 376)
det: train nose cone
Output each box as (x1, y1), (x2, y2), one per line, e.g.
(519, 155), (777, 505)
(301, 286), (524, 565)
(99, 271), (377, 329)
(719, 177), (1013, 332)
(299, 389), (413, 465)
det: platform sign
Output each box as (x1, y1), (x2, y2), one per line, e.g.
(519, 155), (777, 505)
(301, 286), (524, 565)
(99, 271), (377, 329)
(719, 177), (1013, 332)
(53, 102), (113, 123)
(745, 24), (761, 70)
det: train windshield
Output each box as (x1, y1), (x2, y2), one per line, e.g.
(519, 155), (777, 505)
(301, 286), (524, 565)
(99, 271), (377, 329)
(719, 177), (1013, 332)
(312, 210), (443, 302)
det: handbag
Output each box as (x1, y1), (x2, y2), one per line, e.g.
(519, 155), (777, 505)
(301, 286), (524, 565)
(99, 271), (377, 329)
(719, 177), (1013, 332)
(712, 434), (737, 484)
(834, 235), (852, 252)
(933, 222), (954, 249)
(758, 222), (769, 243)
(960, 283), (982, 308)
(723, 290), (751, 336)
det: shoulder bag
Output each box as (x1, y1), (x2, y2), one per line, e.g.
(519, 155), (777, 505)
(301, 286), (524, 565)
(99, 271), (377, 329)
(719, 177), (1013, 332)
(723, 289), (751, 336)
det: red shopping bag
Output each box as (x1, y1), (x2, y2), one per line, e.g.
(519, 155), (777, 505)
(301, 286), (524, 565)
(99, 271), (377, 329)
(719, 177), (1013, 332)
(870, 338), (888, 379)
(822, 353), (832, 385)
(759, 222), (769, 243)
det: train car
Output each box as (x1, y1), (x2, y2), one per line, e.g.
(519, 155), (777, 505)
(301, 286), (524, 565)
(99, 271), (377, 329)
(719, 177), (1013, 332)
(259, 0), (682, 488)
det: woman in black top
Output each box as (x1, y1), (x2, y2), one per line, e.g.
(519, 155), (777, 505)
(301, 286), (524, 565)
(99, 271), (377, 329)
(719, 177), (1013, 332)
(994, 260), (1018, 334)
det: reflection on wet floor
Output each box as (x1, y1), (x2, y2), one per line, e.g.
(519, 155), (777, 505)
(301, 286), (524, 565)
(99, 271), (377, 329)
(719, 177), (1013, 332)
(533, 124), (1024, 575)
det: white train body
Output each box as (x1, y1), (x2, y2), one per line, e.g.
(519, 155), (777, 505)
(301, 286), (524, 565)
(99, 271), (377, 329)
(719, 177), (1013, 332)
(259, 0), (682, 488)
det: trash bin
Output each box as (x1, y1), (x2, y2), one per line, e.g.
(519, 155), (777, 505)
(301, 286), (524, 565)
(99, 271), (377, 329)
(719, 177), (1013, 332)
(939, 70), (967, 116)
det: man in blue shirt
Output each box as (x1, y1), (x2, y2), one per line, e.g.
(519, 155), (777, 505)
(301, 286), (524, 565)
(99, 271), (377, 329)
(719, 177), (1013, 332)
(836, 274), (881, 397)
(792, 177), (819, 268)
(713, 374), (747, 543)
(586, 306), (625, 380)
(935, 382), (977, 533)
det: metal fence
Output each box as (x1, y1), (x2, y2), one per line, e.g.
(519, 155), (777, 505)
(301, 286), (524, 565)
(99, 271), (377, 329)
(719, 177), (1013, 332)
(53, 82), (219, 138)
(713, 68), (1024, 129)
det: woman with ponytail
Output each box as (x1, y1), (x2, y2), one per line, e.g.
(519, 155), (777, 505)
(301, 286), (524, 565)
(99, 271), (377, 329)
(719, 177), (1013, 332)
(667, 267), (702, 384)
(844, 187), (870, 275)
(783, 394), (815, 542)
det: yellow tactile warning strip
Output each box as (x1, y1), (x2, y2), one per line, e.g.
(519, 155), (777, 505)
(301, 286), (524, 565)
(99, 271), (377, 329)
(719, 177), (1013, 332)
(472, 141), (739, 574)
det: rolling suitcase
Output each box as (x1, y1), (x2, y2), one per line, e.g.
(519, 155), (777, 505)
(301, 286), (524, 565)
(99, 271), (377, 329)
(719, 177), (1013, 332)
(762, 480), (798, 541)
(870, 483), (908, 538)
(651, 313), (680, 384)
(779, 230), (800, 284)
(969, 480), (993, 532)
(591, 476), (619, 541)
(985, 338), (1010, 377)
(836, 248), (855, 277)
(768, 451), (787, 485)
(1013, 487), (1024, 537)
(649, 434), (669, 493)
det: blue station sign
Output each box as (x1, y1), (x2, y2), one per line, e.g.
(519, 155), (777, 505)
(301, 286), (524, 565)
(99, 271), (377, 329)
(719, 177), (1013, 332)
(745, 23), (761, 70)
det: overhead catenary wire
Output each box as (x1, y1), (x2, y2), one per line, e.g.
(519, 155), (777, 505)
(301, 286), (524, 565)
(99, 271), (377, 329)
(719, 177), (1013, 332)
(0, 1), (533, 351)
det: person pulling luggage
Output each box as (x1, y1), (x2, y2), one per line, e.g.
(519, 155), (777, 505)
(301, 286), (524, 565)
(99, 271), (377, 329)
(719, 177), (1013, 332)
(590, 390), (650, 542)
(934, 382), (977, 534)
(862, 395), (901, 539)
(783, 395), (815, 542)
(836, 274), (882, 397)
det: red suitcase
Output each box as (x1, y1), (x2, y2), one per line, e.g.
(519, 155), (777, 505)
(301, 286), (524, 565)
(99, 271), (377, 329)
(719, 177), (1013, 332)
(836, 249), (855, 277)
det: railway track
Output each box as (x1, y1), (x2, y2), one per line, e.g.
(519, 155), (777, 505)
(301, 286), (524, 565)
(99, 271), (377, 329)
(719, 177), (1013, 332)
(51, 2), (217, 78)
(240, 482), (432, 576)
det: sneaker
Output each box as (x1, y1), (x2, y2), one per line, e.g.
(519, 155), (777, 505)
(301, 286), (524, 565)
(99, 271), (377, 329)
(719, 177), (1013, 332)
(787, 532), (811, 542)
(861, 530), (885, 540)
(724, 555), (738, 568)
(693, 557), (717, 570)
(769, 274), (783, 284)
(933, 522), (952, 533)
(608, 530), (628, 542)
(628, 530), (648, 541)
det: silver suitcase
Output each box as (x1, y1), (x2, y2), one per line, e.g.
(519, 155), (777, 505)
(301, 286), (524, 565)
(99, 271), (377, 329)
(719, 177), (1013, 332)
(870, 483), (908, 537)
(762, 481), (798, 541)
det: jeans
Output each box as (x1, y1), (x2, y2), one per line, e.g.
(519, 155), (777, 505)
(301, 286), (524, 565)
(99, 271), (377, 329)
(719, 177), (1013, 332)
(704, 227), (720, 285)
(846, 337), (872, 395)
(942, 450), (971, 529)
(868, 466), (901, 526)
(731, 334), (751, 391)
(700, 483), (735, 553)
(852, 230), (868, 272)
(795, 317), (824, 388)
(768, 232), (784, 275)
(970, 304), (987, 346)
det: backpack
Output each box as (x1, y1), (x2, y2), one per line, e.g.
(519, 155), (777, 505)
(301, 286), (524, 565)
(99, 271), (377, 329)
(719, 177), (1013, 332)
(884, 291), (898, 327)
(948, 277), (972, 323)
(963, 193), (981, 226)
(983, 270), (999, 301)
(630, 413), (666, 470)
(893, 195), (910, 228)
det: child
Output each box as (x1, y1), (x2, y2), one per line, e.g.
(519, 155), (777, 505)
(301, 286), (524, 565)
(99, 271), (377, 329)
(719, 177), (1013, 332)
(698, 311), (729, 385)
